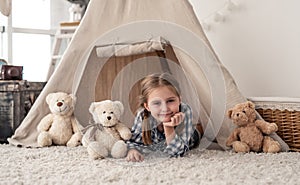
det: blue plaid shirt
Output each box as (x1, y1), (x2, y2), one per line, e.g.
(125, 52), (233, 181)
(126, 103), (194, 157)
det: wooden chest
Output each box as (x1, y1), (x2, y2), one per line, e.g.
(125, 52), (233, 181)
(0, 80), (46, 143)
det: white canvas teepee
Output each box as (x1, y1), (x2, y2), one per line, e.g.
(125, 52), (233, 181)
(8, 0), (289, 151)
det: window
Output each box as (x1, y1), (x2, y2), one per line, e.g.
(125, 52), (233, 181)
(11, 0), (51, 81)
(13, 33), (51, 81)
(0, 14), (7, 59)
(1, 0), (71, 82)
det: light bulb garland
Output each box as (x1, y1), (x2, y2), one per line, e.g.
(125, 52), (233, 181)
(200, 0), (240, 31)
(226, 0), (237, 11)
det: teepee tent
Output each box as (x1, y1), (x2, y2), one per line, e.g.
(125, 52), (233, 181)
(8, 0), (288, 151)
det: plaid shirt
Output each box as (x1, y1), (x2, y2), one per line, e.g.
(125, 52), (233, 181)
(126, 103), (194, 157)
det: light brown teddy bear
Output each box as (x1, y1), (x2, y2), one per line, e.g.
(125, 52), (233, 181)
(82, 100), (132, 160)
(37, 92), (83, 147)
(226, 101), (281, 153)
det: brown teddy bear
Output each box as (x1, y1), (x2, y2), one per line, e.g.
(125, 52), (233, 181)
(226, 101), (281, 153)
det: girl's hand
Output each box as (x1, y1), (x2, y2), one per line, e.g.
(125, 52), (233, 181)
(126, 149), (144, 162)
(163, 112), (185, 127)
(163, 112), (185, 144)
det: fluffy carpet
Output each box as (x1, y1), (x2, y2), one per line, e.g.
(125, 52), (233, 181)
(0, 144), (299, 185)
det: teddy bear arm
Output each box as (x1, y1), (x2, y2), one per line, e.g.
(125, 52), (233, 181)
(226, 128), (240, 147)
(71, 117), (84, 133)
(82, 127), (96, 147)
(255, 120), (278, 135)
(115, 123), (132, 141)
(37, 114), (54, 132)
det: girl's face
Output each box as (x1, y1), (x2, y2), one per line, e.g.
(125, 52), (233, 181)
(144, 86), (181, 123)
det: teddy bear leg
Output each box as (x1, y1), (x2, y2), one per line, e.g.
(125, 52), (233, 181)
(111, 140), (128, 159)
(81, 132), (90, 147)
(232, 141), (250, 153)
(67, 132), (82, 147)
(37, 131), (52, 147)
(262, 136), (281, 153)
(87, 141), (108, 160)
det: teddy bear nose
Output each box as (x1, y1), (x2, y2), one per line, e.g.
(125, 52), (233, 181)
(107, 116), (111, 120)
(57, 102), (63, 107)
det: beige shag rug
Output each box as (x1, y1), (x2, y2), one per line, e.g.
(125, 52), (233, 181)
(0, 144), (299, 185)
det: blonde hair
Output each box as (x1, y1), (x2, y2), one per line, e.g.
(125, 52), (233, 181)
(139, 73), (181, 145)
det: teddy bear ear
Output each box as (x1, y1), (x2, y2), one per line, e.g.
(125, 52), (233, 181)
(246, 101), (255, 109)
(227, 109), (233, 118)
(45, 93), (54, 105)
(89, 102), (96, 113)
(114, 101), (124, 115)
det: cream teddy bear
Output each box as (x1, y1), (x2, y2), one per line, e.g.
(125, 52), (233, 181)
(226, 101), (281, 153)
(82, 100), (132, 160)
(37, 92), (83, 147)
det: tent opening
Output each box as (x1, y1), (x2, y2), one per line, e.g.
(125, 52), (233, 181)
(74, 40), (201, 129)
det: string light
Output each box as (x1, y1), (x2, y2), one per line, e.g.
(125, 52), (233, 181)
(201, 21), (211, 31)
(214, 12), (225, 22)
(200, 0), (240, 31)
(226, 0), (237, 11)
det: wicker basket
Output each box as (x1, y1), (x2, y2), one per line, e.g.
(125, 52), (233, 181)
(248, 97), (300, 152)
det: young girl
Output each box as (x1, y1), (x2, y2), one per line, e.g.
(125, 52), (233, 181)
(126, 73), (200, 162)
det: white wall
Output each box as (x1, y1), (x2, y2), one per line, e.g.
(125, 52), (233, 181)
(190, 0), (300, 98)
(50, 0), (70, 29)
